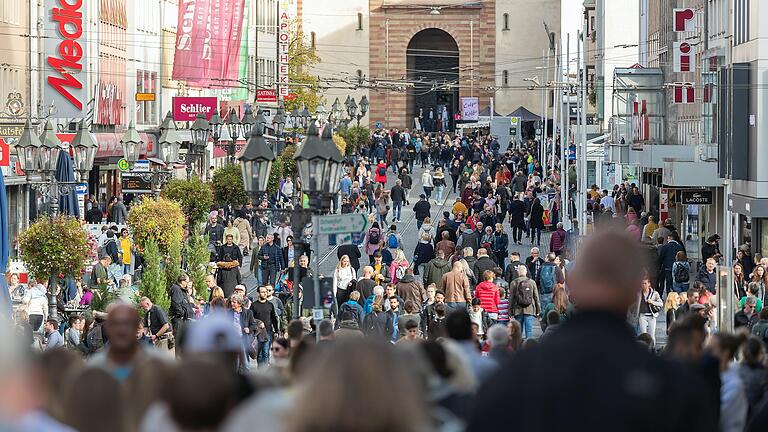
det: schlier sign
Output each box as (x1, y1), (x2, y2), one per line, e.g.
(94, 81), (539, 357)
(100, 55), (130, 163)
(44, 0), (88, 118)
(172, 96), (218, 121)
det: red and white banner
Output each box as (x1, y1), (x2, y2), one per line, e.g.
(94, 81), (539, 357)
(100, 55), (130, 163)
(173, 96), (219, 121)
(0, 138), (10, 167)
(673, 42), (692, 73)
(673, 83), (695, 104)
(172, 0), (245, 88)
(673, 8), (695, 32)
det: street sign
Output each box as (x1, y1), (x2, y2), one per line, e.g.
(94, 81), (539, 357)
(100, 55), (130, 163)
(117, 158), (130, 172)
(375, 121), (382, 129)
(317, 213), (368, 235)
(681, 190), (713, 205)
(134, 159), (150, 172)
(135, 93), (156, 101)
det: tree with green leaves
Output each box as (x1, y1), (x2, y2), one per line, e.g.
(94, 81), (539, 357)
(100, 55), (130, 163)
(211, 164), (249, 207)
(284, 28), (322, 113)
(267, 144), (298, 193)
(140, 239), (169, 311)
(126, 197), (185, 255)
(337, 125), (370, 155)
(186, 234), (211, 301)
(163, 177), (214, 226)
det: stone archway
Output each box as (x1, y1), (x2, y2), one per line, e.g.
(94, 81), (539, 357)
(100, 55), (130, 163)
(406, 28), (459, 132)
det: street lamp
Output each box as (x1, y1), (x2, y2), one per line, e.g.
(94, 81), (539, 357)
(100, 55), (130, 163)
(301, 106), (311, 129)
(38, 120), (61, 176)
(315, 103), (327, 125)
(159, 112), (182, 166)
(120, 121), (143, 164)
(293, 121), (343, 198)
(225, 108), (241, 141)
(16, 119), (42, 173)
(71, 121), (98, 180)
(241, 105), (256, 139)
(189, 113), (211, 177)
(358, 96), (369, 125)
(238, 123), (275, 196)
(272, 107), (287, 154)
(209, 110), (223, 141)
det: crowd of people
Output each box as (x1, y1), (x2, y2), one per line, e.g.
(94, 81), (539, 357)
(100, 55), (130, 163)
(4, 126), (768, 431)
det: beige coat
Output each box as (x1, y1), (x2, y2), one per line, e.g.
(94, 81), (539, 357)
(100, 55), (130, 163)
(442, 265), (472, 304)
(233, 217), (253, 249)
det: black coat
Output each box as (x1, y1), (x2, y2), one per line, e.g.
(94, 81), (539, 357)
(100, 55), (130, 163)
(529, 202), (545, 229)
(230, 308), (257, 334)
(467, 311), (717, 432)
(413, 242), (435, 268)
(508, 200), (526, 228)
(657, 240), (684, 271)
(337, 244), (362, 271)
(413, 199), (431, 221)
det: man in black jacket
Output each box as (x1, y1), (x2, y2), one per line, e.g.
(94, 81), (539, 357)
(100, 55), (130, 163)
(337, 242), (362, 271)
(250, 285), (279, 366)
(413, 194), (431, 229)
(390, 180), (407, 222)
(468, 229), (717, 432)
(657, 234), (685, 295)
(169, 274), (195, 343)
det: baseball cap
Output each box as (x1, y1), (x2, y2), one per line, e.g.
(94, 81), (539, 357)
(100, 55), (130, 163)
(184, 313), (242, 354)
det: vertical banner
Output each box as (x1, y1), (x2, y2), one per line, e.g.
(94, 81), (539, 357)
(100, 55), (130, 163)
(278, 0), (291, 99)
(44, 0), (89, 118)
(173, 0), (244, 87)
(233, 0), (250, 100)
(173, 0), (211, 82)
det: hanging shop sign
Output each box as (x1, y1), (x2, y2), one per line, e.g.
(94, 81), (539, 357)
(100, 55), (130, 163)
(172, 96), (218, 121)
(681, 190), (713, 205)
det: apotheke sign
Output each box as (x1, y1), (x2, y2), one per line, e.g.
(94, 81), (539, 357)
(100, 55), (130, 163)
(172, 96), (218, 121)
(44, 0), (88, 118)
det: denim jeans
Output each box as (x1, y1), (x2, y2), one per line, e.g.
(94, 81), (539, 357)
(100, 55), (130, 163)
(424, 187), (433, 199)
(239, 335), (252, 371)
(123, 264), (131, 275)
(257, 333), (272, 366)
(540, 292), (552, 315)
(515, 314), (534, 338)
(435, 186), (444, 202)
(446, 301), (467, 312)
(393, 201), (403, 220)
(530, 227), (541, 245)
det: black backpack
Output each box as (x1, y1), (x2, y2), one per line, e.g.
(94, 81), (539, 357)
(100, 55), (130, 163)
(513, 278), (534, 308)
(378, 166), (386, 176)
(673, 262), (689, 283)
(368, 228), (380, 245)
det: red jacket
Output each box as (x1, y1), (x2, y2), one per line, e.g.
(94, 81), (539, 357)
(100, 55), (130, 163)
(474, 281), (500, 314)
(549, 228), (567, 253)
(374, 163), (388, 183)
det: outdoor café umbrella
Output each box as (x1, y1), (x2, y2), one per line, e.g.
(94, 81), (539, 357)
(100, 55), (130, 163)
(0, 170), (11, 317)
(55, 150), (80, 218)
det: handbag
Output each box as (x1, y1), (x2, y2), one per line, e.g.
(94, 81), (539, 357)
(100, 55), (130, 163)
(646, 292), (661, 314)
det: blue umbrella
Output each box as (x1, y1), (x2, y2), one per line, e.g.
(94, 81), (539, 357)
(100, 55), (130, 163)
(0, 170), (10, 317)
(55, 150), (80, 218)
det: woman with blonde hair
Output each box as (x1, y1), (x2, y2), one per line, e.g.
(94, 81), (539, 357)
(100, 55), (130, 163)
(664, 292), (681, 333)
(333, 254), (356, 306)
(389, 249), (409, 285)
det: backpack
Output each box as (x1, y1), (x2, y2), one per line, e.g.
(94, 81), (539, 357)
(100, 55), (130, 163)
(394, 262), (407, 280)
(378, 166), (386, 176)
(513, 278), (534, 308)
(388, 234), (399, 249)
(368, 228), (380, 245)
(539, 265), (556, 294)
(673, 261), (689, 283)
(340, 302), (361, 324)
(365, 313), (387, 338)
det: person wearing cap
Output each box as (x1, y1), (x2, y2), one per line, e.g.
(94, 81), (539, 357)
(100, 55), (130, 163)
(413, 193), (431, 230)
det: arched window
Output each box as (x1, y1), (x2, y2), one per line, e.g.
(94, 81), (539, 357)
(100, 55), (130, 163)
(310, 31), (316, 49)
(503, 13), (510, 31)
(502, 70), (509, 87)
(357, 12), (363, 31)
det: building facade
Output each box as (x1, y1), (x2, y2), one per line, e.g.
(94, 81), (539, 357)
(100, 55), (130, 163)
(302, 0), (560, 129)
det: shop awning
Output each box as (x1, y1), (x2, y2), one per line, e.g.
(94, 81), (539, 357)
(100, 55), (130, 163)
(507, 106), (541, 122)
(94, 133), (155, 160)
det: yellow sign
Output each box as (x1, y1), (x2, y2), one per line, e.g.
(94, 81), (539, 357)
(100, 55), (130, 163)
(135, 93), (156, 102)
(117, 158), (130, 172)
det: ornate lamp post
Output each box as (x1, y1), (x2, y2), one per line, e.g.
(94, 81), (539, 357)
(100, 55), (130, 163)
(189, 113), (211, 179)
(272, 107), (287, 154)
(223, 108), (241, 162)
(19, 119), (96, 320)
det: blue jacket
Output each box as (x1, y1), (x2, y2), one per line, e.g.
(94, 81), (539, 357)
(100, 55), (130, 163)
(258, 244), (284, 270)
